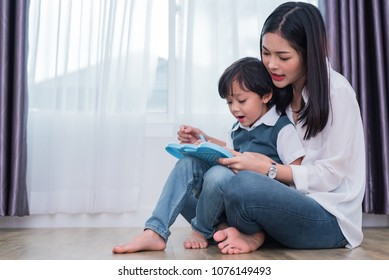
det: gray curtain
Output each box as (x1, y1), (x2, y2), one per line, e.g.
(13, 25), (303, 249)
(0, 0), (29, 216)
(321, 0), (389, 214)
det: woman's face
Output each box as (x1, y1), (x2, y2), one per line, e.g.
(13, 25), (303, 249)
(261, 32), (306, 92)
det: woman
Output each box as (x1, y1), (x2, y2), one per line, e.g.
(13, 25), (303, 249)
(209, 2), (366, 254)
(179, 2), (366, 254)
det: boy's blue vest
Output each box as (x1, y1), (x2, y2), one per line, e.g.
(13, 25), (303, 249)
(231, 115), (292, 164)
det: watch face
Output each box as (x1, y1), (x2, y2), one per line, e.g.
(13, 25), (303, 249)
(268, 163), (277, 179)
(268, 170), (277, 179)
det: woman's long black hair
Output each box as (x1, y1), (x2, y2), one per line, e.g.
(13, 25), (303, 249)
(260, 2), (330, 140)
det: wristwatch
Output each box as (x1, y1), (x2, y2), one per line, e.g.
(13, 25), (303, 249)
(267, 162), (277, 179)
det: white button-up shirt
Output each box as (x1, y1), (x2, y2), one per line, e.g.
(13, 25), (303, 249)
(288, 65), (366, 248)
(226, 106), (305, 164)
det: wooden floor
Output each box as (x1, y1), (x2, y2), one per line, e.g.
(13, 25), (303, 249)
(0, 227), (388, 260)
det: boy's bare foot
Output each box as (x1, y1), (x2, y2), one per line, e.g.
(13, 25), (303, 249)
(112, 229), (166, 254)
(213, 227), (265, 254)
(183, 230), (208, 249)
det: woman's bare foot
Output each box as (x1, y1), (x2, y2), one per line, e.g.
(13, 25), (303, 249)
(112, 229), (166, 254)
(213, 227), (265, 254)
(183, 230), (208, 249)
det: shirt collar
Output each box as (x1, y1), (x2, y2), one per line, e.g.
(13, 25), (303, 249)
(231, 106), (280, 132)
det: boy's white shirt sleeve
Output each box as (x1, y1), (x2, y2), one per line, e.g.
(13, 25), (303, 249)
(276, 124), (305, 165)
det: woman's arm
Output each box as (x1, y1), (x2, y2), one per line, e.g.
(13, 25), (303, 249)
(218, 151), (298, 185)
(273, 162), (295, 185)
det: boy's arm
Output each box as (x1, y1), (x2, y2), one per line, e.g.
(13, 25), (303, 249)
(205, 136), (226, 147)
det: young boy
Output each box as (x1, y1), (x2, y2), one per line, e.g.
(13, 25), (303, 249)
(183, 57), (305, 249)
(112, 57), (304, 253)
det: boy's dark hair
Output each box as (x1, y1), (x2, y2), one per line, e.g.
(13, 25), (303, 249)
(260, 2), (329, 139)
(218, 57), (292, 115)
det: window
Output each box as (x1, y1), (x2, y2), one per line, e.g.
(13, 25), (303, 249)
(28, 0), (169, 114)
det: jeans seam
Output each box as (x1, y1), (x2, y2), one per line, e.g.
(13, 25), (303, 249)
(240, 205), (335, 222)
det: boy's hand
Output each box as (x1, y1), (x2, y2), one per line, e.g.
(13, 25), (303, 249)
(177, 125), (204, 144)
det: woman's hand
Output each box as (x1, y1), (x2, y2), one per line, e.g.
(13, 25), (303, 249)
(219, 151), (295, 185)
(218, 151), (273, 174)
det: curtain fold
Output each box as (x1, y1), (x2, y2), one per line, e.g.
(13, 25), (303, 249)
(27, 0), (153, 214)
(0, 0), (30, 216)
(322, 0), (389, 214)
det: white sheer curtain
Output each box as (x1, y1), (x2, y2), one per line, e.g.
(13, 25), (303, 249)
(27, 0), (163, 213)
(172, 0), (301, 130)
(27, 0), (316, 215)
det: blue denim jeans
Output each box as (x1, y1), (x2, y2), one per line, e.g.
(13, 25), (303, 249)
(145, 157), (234, 241)
(191, 165), (235, 239)
(222, 171), (348, 249)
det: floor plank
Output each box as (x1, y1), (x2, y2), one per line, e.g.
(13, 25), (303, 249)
(0, 227), (388, 260)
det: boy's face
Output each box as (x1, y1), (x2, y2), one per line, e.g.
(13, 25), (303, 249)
(226, 80), (271, 127)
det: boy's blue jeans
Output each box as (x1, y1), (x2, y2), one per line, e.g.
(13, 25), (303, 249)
(145, 158), (347, 248)
(145, 157), (234, 241)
